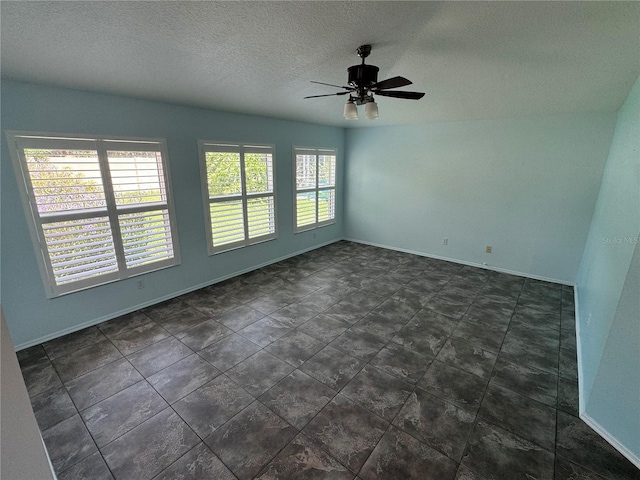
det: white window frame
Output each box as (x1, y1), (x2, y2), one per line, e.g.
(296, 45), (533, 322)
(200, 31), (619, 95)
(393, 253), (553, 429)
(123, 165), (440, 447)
(6, 131), (181, 298)
(293, 147), (337, 233)
(198, 141), (277, 255)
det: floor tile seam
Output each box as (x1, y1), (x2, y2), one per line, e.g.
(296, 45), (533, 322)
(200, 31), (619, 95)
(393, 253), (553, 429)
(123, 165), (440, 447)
(55, 342), (126, 387)
(554, 452), (620, 480)
(495, 343), (562, 376)
(102, 452), (119, 480)
(475, 394), (558, 453)
(48, 337), (124, 379)
(232, 317), (293, 346)
(178, 326), (239, 353)
(436, 334), (500, 371)
(446, 391), (483, 474)
(176, 370), (258, 425)
(289, 321), (386, 408)
(511, 320), (562, 335)
(262, 340), (326, 370)
(209, 395), (328, 479)
(35, 378), (84, 438)
(81, 380), (170, 448)
(41, 328), (109, 362)
(204, 329), (296, 373)
(125, 336), (196, 379)
(366, 372), (476, 467)
(489, 369), (559, 409)
(170, 398), (215, 443)
(31, 396), (78, 434)
(558, 343), (579, 357)
(108, 324), (177, 358)
(220, 312), (267, 333)
(168, 306), (232, 331)
(338, 342), (425, 436)
(147, 363), (226, 407)
(49, 411), (102, 478)
(353, 421), (395, 477)
(326, 329), (389, 365)
(455, 284), (524, 467)
(504, 324), (561, 350)
(340, 362), (415, 418)
(364, 354), (429, 387)
(416, 358), (487, 414)
(384, 406), (468, 469)
(421, 288), (497, 372)
(293, 392), (391, 478)
(553, 396), (561, 479)
(461, 279), (560, 471)
(94, 404), (176, 455)
(465, 415), (557, 475)
(36, 245), (579, 480)
(19, 354), (57, 377)
(72, 375), (159, 418)
(467, 279), (523, 397)
(514, 303), (564, 322)
(99, 316), (162, 341)
(97, 405), (202, 480)
(55, 449), (105, 479)
(408, 315), (488, 406)
(256, 365), (338, 407)
(149, 441), (227, 480)
(557, 372), (579, 384)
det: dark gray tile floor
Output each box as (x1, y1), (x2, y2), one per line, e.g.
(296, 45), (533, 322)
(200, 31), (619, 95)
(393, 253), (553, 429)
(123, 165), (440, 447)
(17, 241), (640, 480)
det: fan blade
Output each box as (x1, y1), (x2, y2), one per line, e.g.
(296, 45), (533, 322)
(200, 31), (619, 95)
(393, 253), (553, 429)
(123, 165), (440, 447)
(304, 91), (350, 99)
(372, 76), (412, 90)
(310, 80), (352, 90)
(376, 90), (425, 100)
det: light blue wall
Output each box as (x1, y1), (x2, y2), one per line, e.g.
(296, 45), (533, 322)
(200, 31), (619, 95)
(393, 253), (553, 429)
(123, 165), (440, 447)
(576, 75), (640, 461)
(1, 80), (344, 348)
(344, 113), (616, 283)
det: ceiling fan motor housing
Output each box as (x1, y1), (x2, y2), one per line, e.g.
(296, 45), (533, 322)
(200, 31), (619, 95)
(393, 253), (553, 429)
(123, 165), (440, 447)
(348, 64), (379, 88)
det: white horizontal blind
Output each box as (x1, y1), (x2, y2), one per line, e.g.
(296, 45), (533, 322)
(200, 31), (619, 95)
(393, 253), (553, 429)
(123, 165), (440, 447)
(210, 200), (245, 246)
(199, 142), (276, 254)
(294, 148), (336, 232)
(42, 216), (118, 284)
(296, 191), (317, 228)
(106, 147), (175, 269)
(8, 133), (180, 297)
(118, 209), (174, 268)
(247, 196), (275, 238)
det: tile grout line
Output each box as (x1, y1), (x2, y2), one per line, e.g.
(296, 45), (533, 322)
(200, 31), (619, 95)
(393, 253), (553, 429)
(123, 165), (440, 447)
(22, 243), (592, 480)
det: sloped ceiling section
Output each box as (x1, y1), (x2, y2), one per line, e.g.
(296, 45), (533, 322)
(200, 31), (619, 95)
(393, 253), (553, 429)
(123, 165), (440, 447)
(1, 1), (639, 127)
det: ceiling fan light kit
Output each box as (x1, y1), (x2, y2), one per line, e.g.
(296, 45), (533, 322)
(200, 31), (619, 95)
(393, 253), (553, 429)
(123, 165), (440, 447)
(305, 44), (425, 120)
(344, 98), (358, 120)
(364, 98), (379, 120)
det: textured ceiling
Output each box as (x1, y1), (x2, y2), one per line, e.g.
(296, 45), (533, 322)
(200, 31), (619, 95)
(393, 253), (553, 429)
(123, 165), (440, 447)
(2, 1), (639, 127)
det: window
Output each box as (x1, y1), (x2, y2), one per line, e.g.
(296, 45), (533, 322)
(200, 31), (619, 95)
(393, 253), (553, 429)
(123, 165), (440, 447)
(294, 147), (337, 232)
(7, 132), (180, 297)
(199, 141), (276, 254)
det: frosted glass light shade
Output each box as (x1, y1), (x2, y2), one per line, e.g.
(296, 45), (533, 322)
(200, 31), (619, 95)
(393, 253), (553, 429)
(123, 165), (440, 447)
(365, 100), (378, 119)
(344, 101), (358, 120)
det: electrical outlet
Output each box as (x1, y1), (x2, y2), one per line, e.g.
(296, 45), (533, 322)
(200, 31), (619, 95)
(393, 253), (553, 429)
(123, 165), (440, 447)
(442, 238), (448, 245)
(486, 246), (492, 253)
(587, 313), (592, 325)
(136, 279), (144, 289)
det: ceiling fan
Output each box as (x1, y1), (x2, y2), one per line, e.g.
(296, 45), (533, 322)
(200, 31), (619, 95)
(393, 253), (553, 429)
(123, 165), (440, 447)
(304, 44), (425, 120)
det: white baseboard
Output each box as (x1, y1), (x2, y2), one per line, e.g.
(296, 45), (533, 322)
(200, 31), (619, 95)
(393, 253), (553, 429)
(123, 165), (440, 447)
(567, 287), (639, 469)
(343, 237), (574, 286)
(574, 287), (586, 416)
(579, 411), (640, 469)
(14, 239), (341, 351)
